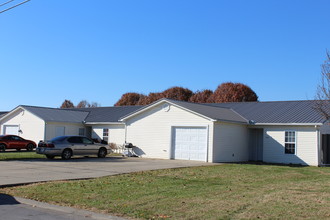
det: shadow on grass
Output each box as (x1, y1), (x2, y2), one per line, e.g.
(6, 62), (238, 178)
(0, 150), (36, 154)
(237, 161), (308, 167)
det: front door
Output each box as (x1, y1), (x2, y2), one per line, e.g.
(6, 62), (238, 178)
(249, 129), (264, 161)
(322, 134), (330, 164)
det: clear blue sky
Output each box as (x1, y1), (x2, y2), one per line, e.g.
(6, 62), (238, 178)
(1, 0), (329, 110)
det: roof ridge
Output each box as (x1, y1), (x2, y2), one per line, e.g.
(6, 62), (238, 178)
(75, 105), (144, 110)
(209, 100), (316, 105)
(21, 105), (91, 114)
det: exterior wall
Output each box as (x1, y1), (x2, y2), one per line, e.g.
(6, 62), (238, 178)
(0, 108), (45, 144)
(262, 126), (319, 166)
(125, 103), (214, 161)
(91, 124), (125, 145)
(213, 122), (249, 162)
(45, 122), (86, 141)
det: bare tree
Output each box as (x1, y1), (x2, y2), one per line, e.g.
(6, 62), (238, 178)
(89, 102), (100, 108)
(115, 93), (144, 106)
(76, 100), (89, 108)
(211, 82), (258, 103)
(60, 100), (74, 109)
(315, 50), (330, 119)
(189, 89), (214, 103)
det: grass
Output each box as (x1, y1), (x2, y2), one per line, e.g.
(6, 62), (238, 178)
(2, 164), (330, 219)
(0, 151), (44, 160)
(0, 152), (122, 161)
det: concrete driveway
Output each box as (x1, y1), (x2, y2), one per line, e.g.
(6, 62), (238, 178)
(0, 156), (209, 187)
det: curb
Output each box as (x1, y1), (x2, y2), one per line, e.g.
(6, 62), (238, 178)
(15, 196), (127, 220)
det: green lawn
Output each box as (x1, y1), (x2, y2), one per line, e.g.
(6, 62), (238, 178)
(0, 152), (122, 161)
(0, 151), (44, 160)
(2, 164), (330, 219)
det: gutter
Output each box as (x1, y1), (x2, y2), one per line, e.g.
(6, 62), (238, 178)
(252, 123), (324, 126)
(215, 119), (248, 124)
(84, 122), (125, 125)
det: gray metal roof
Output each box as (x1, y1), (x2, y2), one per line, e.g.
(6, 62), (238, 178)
(206, 100), (326, 124)
(0, 112), (8, 119)
(167, 99), (248, 123)
(20, 105), (143, 124)
(15, 100), (327, 125)
(75, 106), (142, 123)
(21, 106), (90, 123)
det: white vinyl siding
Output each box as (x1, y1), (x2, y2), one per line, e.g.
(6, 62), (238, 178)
(212, 122), (249, 162)
(0, 108), (45, 144)
(55, 126), (65, 137)
(125, 103), (213, 161)
(91, 124), (125, 145)
(263, 126), (318, 166)
(45, 122), (85, 141)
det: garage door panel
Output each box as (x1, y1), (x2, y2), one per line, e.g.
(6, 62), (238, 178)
(172, 127), (207, 162)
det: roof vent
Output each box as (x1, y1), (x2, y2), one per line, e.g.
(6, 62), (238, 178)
(162, 104), (170, 112)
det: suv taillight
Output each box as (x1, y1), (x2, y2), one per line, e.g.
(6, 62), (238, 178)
(47, 143), (55, 148)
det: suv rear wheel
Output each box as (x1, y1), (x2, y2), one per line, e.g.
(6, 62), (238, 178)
(0, 144), (5, 152)
(61, 149), (72, 160)
(26, 143), (34, 151)
(98, 147), (107, 158)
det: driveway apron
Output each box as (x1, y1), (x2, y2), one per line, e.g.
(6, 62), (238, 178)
(0, 157), (209, 187)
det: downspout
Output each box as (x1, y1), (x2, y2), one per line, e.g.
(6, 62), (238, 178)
(124, 122), (127, 144)
(316, 125), (321, 166)
(43, 121), (47, 142)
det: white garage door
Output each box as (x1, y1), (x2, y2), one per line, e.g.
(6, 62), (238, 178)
(172, 127), (208, 162)
(3, 125), (19, 135)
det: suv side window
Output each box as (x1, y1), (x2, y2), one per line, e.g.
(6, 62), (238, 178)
(82, 137), (93, 144)
(67, 137), (83, 144)
(12, 136), (23, 141)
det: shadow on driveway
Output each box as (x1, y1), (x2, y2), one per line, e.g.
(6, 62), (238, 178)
(15, 156), (135, 163)
(0, 194), (20, 205)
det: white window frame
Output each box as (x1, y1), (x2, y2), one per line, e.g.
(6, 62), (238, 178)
(78, 128), (85, 136)
(284, 131), (296, 154)
(103, 128), (109, 143)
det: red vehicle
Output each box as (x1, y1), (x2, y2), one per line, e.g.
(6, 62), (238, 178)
(0, 135), (36, 152)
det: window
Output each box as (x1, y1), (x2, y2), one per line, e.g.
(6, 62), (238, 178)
(12, 136), (23, 141)
(285, 131), (296, 154)
(82, 137), (93, 144)
(79, 128), (85, 136)
(103, 128), (109, 143)
(67, 137), (83, 144)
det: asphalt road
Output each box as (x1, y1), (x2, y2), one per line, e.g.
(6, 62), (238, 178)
(0, 194), (123, 220)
